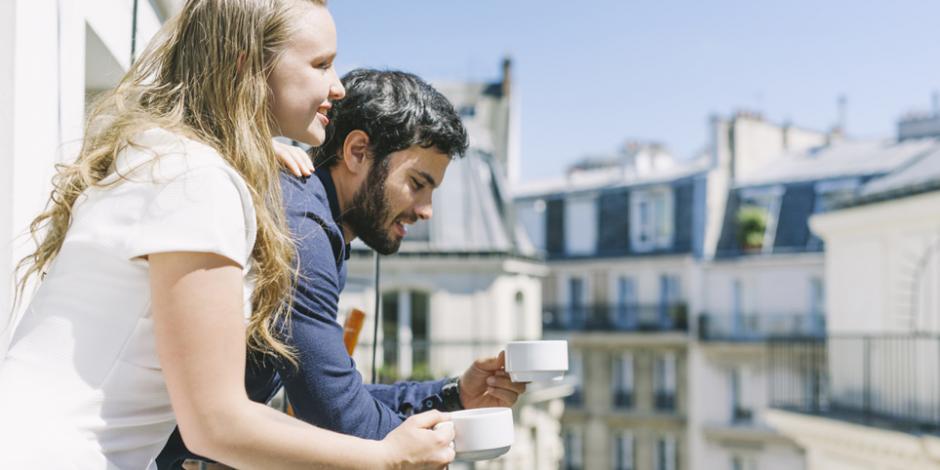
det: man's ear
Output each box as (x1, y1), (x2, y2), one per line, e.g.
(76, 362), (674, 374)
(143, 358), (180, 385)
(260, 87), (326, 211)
(341, 130), (371, 175)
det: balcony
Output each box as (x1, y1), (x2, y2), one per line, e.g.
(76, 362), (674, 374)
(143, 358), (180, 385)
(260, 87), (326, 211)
(654, 391), (677, 412)
(542, 303), (689, 333)
(698, 313), (825, 342)
(732, 406), (753, 424)
(565, 388), (584, 407)
(768, 335), (940, 435)
(612, 389), (634, 409)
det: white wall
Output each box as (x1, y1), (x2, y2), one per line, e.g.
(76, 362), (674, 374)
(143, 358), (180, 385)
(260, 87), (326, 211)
(703, 255), (824, 317)
(1, 0), (162, 354)
(810, 191), (940, 334)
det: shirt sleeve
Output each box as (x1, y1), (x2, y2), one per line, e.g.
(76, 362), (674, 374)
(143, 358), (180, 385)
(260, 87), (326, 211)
(125, 165), (254, 268)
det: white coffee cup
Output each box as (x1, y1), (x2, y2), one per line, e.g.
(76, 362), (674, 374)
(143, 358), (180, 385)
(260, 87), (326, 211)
(505, 340), (568, 382)
(448, 407), (514, 461)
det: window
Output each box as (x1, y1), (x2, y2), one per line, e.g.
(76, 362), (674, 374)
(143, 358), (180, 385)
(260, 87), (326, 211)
(809, 277), (825, 336)
(380, 290), (430, 382)
(730, 367), (752, 423)
(612, 431), (635, 470)
(654, 352), (677, 411)
(562, 428), (584, 470)
(612, 276), (638, 329)
(517, 198), (546, 252)
(565, 275), (588, 328)
(611, 352), (634, 409)
(458, 104), (476, 118)
(655, 434), (678, 470)
(631, 187), (674, 252)
(513, 291), (526, 340)
(737, 186), (783, 252)
(565, 195), (598, 255)
(658, 275), (682, 329)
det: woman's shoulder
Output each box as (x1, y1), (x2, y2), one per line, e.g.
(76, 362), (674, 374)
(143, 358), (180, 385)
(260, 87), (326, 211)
(112, 128), (246, 188)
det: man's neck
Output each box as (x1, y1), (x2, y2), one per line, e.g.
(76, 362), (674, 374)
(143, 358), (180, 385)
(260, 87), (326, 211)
(328, 165), (358, 243)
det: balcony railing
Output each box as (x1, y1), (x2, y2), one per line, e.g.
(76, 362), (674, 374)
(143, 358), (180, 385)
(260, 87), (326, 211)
(769, 335), (940, 435)
(698, 313), (825, 342)
(612, 389), (634, 409)
(351, 340), (508, 383)
(732, 406), (753, 424)
(565, 388), (584, 407)
(654, 391), (677, 411)
(542, 303), (689, 333)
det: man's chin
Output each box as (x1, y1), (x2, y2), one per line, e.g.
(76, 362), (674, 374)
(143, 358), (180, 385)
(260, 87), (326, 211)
(363, 235), (402, 255)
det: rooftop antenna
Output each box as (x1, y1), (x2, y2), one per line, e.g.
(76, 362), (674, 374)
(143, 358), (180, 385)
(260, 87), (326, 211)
(837, 94), (847, 131)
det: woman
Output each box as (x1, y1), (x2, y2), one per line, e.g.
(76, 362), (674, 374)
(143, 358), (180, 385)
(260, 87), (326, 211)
(0, 1), (454, 468)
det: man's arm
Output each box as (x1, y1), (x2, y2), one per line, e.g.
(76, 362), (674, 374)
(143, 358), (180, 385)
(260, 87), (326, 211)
(279, 175), (433, 439)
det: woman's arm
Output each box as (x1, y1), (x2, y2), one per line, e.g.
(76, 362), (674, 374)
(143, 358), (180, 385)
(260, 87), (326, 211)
(149, 251), (454, 469)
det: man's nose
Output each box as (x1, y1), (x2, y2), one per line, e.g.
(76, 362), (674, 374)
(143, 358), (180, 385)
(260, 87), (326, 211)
(415, 202), (433, 220)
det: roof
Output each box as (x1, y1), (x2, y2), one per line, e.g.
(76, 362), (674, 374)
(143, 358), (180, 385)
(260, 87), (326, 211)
(736, 138), (939, 187)
(513, 158), (710, 199)
(839, 144), (940, 206)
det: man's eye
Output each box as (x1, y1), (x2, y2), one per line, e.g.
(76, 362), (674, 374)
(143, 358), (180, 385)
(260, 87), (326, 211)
(411, 178), (425, 190)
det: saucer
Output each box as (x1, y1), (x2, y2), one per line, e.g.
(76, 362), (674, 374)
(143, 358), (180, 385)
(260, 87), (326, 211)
(455, 445), (512, 461)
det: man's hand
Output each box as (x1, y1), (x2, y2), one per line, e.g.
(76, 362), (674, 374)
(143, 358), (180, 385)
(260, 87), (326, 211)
(459, 351), (526, 409)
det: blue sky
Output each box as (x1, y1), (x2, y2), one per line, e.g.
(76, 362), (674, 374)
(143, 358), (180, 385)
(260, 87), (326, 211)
(329, 1), (940, 182)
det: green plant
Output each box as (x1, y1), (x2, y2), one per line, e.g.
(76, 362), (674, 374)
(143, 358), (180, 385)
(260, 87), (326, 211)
(737, 206), (767, 250)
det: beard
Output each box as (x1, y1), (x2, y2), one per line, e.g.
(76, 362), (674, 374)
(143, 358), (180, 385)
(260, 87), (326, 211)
(342, 160), (401, 255)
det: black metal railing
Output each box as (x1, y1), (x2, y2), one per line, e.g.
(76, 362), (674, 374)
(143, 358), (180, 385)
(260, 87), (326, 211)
(699, 313), (825, 342)
(732, 406), (753, 424)
(352, 340), (508, 383)
(654, 391), (677, 411)
(565, 388), (584, 407)
(769, 335), (940, 435)
(542, 303), (689, 333)
(612, 390), (634, 409)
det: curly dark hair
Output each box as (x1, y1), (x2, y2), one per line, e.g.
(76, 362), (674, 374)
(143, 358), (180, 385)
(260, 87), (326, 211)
(312, 69), (469, 168)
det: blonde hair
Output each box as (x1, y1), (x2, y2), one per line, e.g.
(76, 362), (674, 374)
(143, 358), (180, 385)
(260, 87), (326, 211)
(15, 0), (327, 364)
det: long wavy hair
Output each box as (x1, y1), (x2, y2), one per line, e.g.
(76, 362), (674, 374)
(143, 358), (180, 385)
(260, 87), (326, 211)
(14, 0), (327, 364)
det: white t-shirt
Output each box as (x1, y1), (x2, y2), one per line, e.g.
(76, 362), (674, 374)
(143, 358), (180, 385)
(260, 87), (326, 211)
(0, 128), (257, 469)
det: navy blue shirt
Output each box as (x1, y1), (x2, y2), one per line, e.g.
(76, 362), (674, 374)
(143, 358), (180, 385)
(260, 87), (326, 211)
(156, 169), (447, 469)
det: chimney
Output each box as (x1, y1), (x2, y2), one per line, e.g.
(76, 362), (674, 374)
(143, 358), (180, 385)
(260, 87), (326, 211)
(501, 56), (512, 98)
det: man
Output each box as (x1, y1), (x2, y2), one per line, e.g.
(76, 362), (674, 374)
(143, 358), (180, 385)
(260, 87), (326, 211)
(157, 69), (526, 468)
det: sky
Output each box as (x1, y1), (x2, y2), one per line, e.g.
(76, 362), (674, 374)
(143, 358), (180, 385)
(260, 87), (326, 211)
(329, 1), (940, 182)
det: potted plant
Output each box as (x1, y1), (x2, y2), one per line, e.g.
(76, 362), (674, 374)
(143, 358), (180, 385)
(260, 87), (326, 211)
(737, 206), (767, 252)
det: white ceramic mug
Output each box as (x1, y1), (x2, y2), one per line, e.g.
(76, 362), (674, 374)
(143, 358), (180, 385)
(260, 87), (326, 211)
(505, 340), (568, 382)
(448, 407), (514, 461)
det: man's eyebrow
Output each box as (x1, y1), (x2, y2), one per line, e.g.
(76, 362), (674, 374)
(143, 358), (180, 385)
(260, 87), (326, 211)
(415, 170), (438, 188)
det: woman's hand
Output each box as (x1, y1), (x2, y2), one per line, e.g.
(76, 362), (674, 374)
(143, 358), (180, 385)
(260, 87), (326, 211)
(272, 139), (314, 177)
(379, 410), (455, 469)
